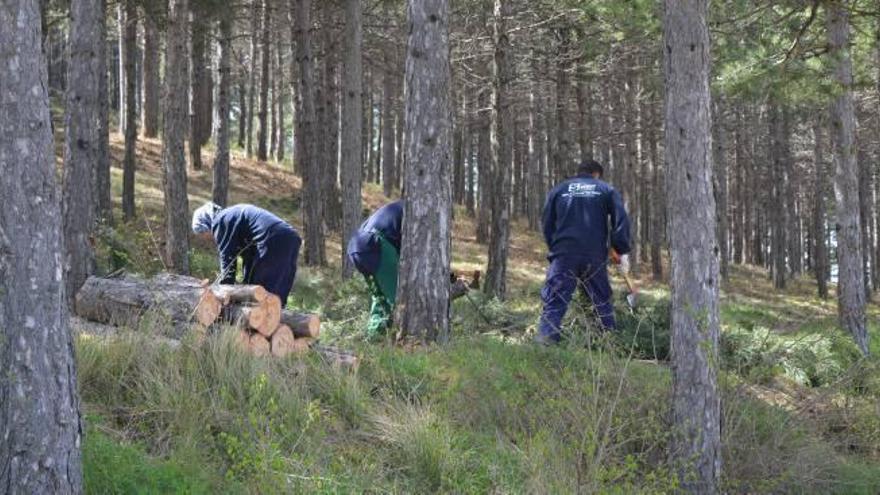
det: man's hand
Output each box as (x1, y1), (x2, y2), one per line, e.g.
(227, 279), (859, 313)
(609, 248), (622, 265)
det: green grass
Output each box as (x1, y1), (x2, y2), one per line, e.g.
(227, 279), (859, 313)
(76, 134), (880, 493)
(83, 416), (227, 494)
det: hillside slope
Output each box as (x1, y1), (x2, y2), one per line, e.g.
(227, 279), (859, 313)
(74, 134), (880, 494)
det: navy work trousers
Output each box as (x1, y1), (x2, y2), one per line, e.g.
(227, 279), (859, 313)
(244, 232), (301, 306)
(538, 256), (615, 341)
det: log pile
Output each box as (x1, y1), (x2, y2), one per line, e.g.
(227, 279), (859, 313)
(74, 274), (320, 358)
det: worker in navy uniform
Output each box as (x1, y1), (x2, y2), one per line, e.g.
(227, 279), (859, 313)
(536, 160), (631, 345)
(346, 200), (403, 341)
(192, 202), (302, 306)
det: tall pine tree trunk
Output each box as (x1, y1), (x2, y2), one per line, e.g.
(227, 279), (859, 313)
(163, 0), (191, 273)
(476, 89), (491, 243)
(246, 0), (261, 157)
(382, 51), (397, 197)
(294, 0), (325, 265)
(713, 100), (729, 280)
(142, 7), (160, 138)
(396, 0), (452, 342)
(64, 0), (103, 305)
(555, 28), (573, 179)
(95, 0), (112, 223)
(0, 1), (83, 489)
(322, 27), (341, 229)
(257, 0), (271, 161)
(664, 0), (722, 491)
(122, 0), (138, 220)
(213, 10), (233, 206)
(769, 101), (787, 289)
(341, 0), (363, 278)
(190, 11), (210, 171)
(276, 29), (286, 161)
(813, 117), (829, 299)
(648, 89), (664, 281)
(827, 1), (869, 356)
(484, 0), (513, 300)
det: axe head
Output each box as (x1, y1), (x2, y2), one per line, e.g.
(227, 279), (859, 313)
(625, 291), (638, 311)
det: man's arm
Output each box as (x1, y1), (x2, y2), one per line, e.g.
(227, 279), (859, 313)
(215, 224), (239, 284)
(609, 189), (632, 255)
(541, 189), (557, 247)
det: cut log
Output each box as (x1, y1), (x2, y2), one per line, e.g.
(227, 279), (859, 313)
(223, 304), (274, 336)
(211, 284), (270, 304)
(292, 337), (313, 353)
(249, 333), (271, 357)
(75, 274), (222, 337)
(196, 289), (222, 326)
(279, 310), (320, 338)
(270, 325), (296, 357)
(261, 294), (282, 336)
(223, 299), (280, 338)
(313, 344), (359, 372)
(234, 328), (252, 351)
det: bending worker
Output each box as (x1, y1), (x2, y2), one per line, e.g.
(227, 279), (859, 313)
(536, 159), (631, 345)
(347, 200), (403, 341)
(192, 202), (302, 305)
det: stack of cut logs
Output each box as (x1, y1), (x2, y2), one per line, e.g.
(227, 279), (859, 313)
(212, 284), (320, 357)
(74, 273), (321, 358)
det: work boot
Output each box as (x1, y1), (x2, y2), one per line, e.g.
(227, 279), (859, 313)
(532, 333), (560, 347)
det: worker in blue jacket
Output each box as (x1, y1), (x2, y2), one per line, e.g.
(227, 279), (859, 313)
(346, 200), (403, 340)
(536, 159), (631, 345)
(192, 202), (302, 306)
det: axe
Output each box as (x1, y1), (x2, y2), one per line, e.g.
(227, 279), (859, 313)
(615, 264), (638, 312)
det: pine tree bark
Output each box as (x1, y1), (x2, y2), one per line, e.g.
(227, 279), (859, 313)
(122, 0), (138, 220)
(813, 118), (829, 299)
(257, 0), (271, 161)
(713, 100), (729, 280)
(575, 52), (592, 160)
(213, 10), (233, 206)
(190, 11), (207, 170)
(826, 1), (869, 356)
(663, 0), (722, 491)
(648, 90), (664, 281)
(63, 0), (103, 307)
(527, 66), (544, 230)
(237, 52), (248, 149)
(246, 0), (261, 157)
(341, 0), (363, 278)
(321, 26), (341, 229)
(163, 0), (191, 274)
(769, 102), (787, 289)
(0, 2), (84, 489)
(143, 7), (161, 138)
(95, 0), (112, 224)
(732, 105), (745, 265)
(555, 28), (573, 179)
(484, 0), (513, 300)
(476, 89), (492, 243)
(453, 91), (466, 205)
(382, 52), (397, 197)
(396, 0), (452, 342)
(293, 0), (325, 265)
(117, 3), (126, 133)
(858, 145), (873, 294)
(783, 107), (802, 276)
(276, 29), (286, 161)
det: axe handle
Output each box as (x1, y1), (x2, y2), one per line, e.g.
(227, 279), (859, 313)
(617, 267), (637, 294)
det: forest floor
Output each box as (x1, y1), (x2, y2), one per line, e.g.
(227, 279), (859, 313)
(72, 134), (880, 494)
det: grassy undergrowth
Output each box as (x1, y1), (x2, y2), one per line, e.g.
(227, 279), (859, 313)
(75, 136), (880, 493)
(76, 317), (880, 494)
